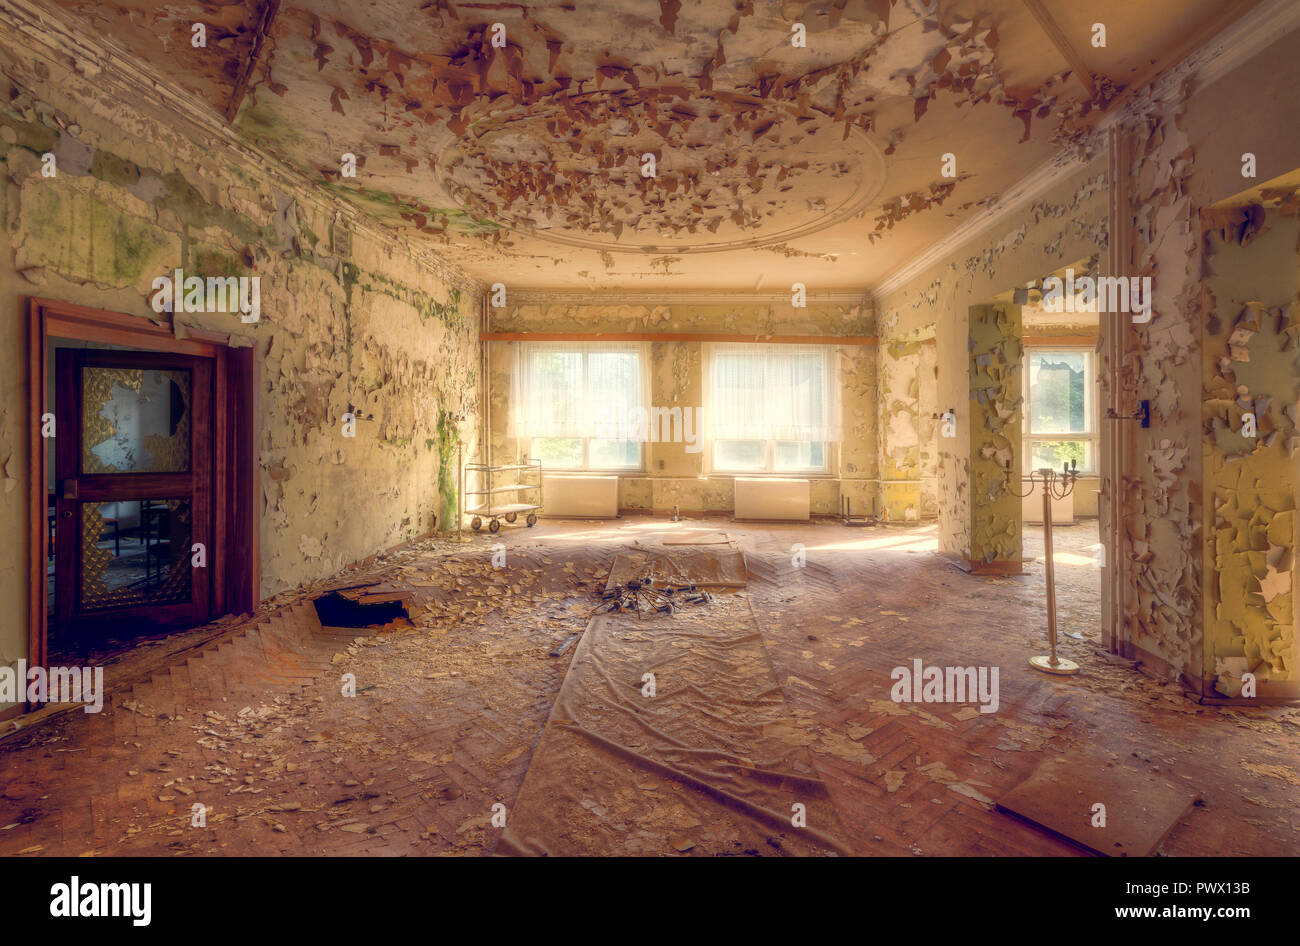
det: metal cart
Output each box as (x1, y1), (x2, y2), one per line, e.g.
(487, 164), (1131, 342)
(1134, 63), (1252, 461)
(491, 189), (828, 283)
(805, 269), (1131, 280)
(461, 457), (543, 533)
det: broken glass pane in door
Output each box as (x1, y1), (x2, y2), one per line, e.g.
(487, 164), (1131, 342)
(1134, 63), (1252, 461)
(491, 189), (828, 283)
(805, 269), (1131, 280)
(81, 367), (191, 474)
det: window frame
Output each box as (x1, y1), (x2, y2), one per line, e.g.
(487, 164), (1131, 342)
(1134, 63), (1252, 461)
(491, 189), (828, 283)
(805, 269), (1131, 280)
(517, 343), (647, 474)
(711, 438), (830, 475)
(528, 434), (643, 473)
(1021, 345), (1098, 475)
(706, 344), (836, 476)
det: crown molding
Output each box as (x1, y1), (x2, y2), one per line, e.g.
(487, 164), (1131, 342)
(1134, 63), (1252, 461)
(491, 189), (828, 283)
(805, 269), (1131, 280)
(871, 148), (1091, 302)
(1132, 0), (1300, 107)
(871, 0), (1300, 305)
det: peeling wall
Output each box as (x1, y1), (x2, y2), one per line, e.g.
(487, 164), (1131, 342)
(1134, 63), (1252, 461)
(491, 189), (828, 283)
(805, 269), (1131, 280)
(968, 302), (1023, 567)
(487, 300), (882, 516)
(1112, 81), (1203, 682)
(1201, 213), (1299, 698)
(876, 161), (1109, 561)
(1109, 27), (1300, 690)
(877, 334), (938, 523)
(0, 36), (482, 696)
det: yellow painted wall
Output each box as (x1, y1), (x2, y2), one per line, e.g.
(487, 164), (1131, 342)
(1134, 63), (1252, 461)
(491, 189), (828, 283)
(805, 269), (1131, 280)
(876, 162), (1109, 561)
(1200, 213), (1300, 698)
(0, 43), (481, 714)
(486, 300), (892, 516)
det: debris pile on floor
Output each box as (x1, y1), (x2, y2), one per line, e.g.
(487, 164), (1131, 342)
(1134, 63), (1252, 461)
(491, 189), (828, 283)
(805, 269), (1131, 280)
(598, 541), (742, 613)
(601, 574), (714, 614)
(604, 545), (748, 594)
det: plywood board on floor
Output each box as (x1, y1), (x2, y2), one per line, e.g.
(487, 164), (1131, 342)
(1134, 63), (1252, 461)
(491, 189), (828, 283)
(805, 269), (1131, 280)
(604, 547), (747, 593)
(996, 755), (1200, 856)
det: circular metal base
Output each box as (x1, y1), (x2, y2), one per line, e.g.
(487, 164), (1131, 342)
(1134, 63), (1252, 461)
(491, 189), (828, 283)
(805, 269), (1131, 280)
(1029, 654), (1080, 675)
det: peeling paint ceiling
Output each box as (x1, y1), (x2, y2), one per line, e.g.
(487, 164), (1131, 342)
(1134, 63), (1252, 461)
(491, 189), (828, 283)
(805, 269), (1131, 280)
(57, 0), (1259, 290)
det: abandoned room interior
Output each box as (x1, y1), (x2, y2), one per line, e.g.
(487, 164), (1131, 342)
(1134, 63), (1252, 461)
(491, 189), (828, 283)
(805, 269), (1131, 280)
(0, 0), (1297, 870)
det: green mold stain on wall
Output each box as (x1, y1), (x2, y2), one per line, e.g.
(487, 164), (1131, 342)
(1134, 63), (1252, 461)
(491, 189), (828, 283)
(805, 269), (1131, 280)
(18, 177), (177, 287)
(102, 210), (171, 283)
(425, 208), (501, 235)
(346, 266), (466, 330)
(154, 170), (274, 247)
(436, 408), (460, 531)
(233, 98), (298, 145)
(318, 182), (499, 236)
(968, 302), (1023, 567)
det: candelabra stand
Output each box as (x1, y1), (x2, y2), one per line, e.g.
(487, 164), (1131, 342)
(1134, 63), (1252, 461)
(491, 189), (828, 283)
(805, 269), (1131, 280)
(1007, 460), (1081, 675)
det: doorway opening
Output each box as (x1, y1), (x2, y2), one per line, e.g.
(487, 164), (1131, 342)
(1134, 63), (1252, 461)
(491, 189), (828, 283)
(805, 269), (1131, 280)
(1002, 262), (1105, 646)
(28, 299), (258, 674)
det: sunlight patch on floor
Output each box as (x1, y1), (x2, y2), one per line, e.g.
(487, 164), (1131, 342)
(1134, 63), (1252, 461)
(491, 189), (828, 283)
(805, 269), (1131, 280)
(1052, 551), (1097, 567)
(806, 525), (940, 553)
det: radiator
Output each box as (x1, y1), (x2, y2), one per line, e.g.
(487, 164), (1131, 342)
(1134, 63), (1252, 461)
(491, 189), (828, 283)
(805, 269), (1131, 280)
(733, 477), (811, 521)
(542, 474), (619, 518)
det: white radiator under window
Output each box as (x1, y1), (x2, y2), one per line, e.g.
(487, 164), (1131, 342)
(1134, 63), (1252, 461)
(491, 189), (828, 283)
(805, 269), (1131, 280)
(733, 477), (810, 521)
(542, 474), (619, 518)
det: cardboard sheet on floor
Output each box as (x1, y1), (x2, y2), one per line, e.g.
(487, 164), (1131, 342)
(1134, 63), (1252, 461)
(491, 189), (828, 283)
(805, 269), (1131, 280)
(996, 755), (1200, 856)
(496, 606), (848, 856)
(604, 546), (747, 594)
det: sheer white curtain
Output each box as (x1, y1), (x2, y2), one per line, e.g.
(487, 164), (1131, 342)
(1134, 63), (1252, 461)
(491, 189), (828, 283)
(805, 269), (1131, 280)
(510, 342), (647, 438)
(707, 343), (840, 442)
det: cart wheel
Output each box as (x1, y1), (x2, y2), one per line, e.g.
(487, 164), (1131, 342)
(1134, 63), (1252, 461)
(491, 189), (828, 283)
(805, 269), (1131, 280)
(505, 512), (518, 523)
(471, 516), (482, 532)
(489, 518), (501, 533)
(526, 513), (537, 527)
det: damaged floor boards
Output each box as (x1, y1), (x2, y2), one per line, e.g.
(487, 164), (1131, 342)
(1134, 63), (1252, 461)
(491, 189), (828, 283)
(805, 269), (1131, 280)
(995, 755), (1201, 856)
(312, 583), (413, 627)
(1, 519), (1298, 856)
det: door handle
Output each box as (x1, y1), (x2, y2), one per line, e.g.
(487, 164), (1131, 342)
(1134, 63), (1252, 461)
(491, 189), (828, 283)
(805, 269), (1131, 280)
(60, 478), (78, 500)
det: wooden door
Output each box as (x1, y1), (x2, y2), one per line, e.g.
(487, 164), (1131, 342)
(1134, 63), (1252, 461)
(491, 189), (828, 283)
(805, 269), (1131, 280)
(53, 349), (212, 634)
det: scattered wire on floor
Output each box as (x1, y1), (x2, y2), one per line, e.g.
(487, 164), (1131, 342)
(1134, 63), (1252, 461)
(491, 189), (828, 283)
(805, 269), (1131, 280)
(600, 575), (713, 614)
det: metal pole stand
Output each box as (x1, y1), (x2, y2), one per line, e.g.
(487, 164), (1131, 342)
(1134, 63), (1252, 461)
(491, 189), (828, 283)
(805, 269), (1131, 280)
(1008, 461), (1081, 675)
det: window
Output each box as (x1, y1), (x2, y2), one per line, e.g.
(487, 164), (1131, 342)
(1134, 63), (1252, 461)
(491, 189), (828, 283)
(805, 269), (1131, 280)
(1023, 348), (1096, 474)
(512, 343), (646, 471)
(707, 344), (839, 473)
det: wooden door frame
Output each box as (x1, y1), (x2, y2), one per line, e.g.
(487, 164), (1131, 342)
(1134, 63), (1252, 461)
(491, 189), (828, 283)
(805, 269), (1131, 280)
(26, 297), (259, 679)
